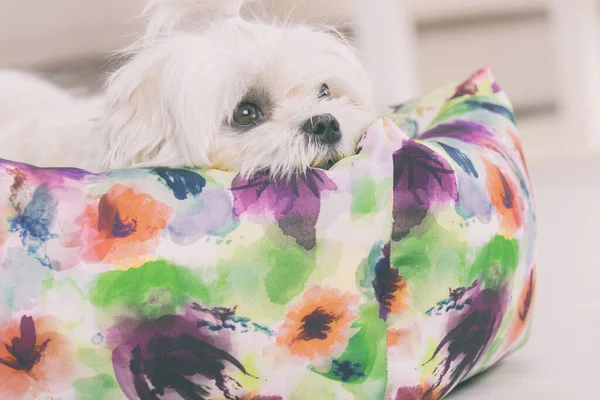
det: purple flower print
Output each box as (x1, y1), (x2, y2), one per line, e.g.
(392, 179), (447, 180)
(372, 244), (409, 321)
(392, 141), (458, 241)
(420, 121), (506, 152)
(231, 170), (337, 250)
(112, 306), (255, 400)
(0, 316), (50, 372)
(423, 282), (509, 399)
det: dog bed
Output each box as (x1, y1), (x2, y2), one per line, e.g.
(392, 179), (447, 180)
(0, 68), (535, 400)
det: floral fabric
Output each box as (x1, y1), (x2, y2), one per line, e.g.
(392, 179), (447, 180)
(0, 68), (535, 400)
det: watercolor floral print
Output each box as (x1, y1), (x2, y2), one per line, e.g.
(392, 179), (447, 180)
(0, 316), (75, 399)
(0, 68), (535, 399)
(276, 286), (360, 362)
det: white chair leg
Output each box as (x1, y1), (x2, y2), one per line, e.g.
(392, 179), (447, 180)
(549, 0), (600, 148)
(352, 0), (419, 106)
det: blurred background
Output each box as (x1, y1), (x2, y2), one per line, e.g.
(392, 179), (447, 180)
(0, 0), (596, 398)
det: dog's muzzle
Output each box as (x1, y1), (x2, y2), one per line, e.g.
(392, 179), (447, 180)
(302, 114), (342, 145)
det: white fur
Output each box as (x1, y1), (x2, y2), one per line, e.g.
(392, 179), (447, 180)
(0, 70), (104, 171)
(0, 0), (375, 178)
(144, 0), (247, 37)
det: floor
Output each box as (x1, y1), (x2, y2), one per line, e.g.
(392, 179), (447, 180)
(42, 64), (598, 399)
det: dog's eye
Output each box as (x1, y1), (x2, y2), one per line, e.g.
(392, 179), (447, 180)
(318, 83), (331, 99)
(233, 102), (263, 128)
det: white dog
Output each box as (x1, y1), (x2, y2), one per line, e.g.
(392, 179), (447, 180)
(0, 0), (375, 179)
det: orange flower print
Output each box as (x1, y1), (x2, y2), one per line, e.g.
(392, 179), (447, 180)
(388, 279), (409, 315)
(387, 324), (421, 356)
(507, 129), (528, 173)
(373, 244), (410, 320)
(483, 159), (523, 238)
(387, 329), (409, 348)
(276, 287), (360, 361)
(506, 267), (536, 350)
(0, 316), (75, 400)
(80, 184), (171, 264)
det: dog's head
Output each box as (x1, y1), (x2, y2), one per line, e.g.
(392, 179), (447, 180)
(101, 0), (375, 178)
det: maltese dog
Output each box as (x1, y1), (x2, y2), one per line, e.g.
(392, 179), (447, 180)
(0, 0), (375, 179)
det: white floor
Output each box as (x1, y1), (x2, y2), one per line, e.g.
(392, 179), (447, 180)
(448, 159), (599, 399)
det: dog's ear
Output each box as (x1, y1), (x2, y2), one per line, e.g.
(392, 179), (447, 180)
(100, 64), (170, 169)
(144, 0), (247, 37)
(100, 43), (226, 170)
(100, 50), (214, 170)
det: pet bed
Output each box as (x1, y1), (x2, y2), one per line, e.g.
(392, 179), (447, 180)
(0, 68), (535, 400)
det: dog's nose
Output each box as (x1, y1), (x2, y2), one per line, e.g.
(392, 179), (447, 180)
(302, 114), (341, 144)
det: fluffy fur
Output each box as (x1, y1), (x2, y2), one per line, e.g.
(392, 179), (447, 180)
(0, 0), (375, 178)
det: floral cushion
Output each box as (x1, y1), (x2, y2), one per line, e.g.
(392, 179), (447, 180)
(0, 68), (535, 400)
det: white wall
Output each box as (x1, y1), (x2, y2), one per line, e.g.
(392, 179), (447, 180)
(0, 0), (144, 66)
(0, 1), (557, 107)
